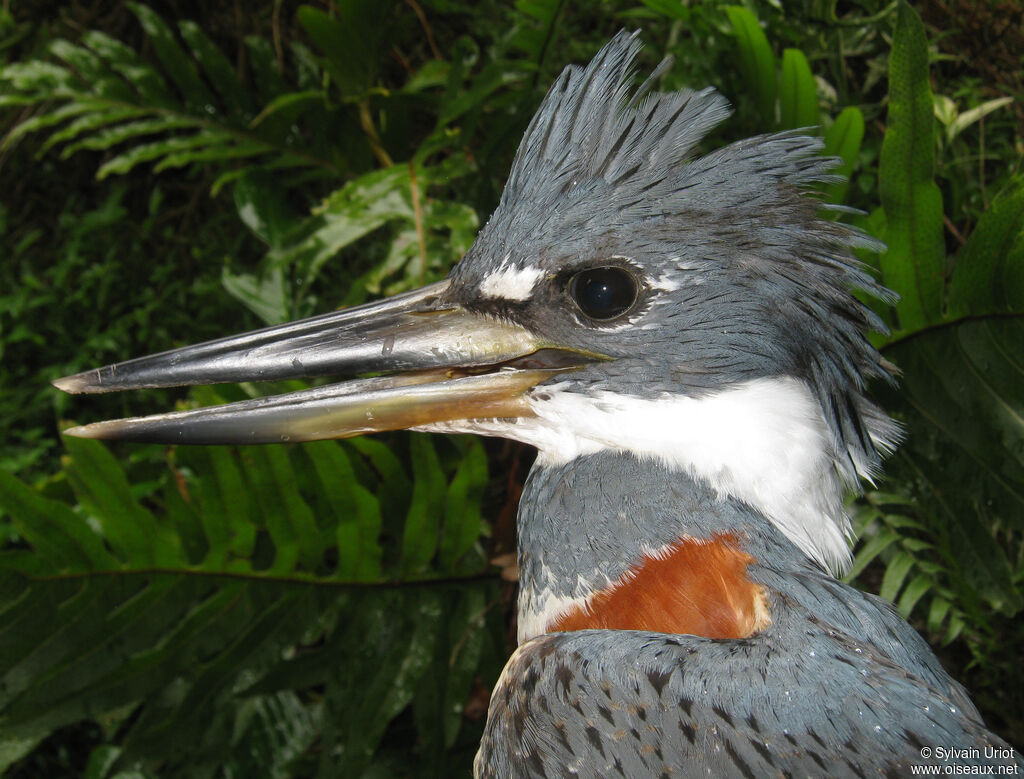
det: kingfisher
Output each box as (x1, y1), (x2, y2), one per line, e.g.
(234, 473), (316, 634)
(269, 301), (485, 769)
(56, 32), (1018, 777)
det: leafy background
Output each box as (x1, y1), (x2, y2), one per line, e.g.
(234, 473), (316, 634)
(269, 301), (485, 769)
(0, 0), (1021, 775)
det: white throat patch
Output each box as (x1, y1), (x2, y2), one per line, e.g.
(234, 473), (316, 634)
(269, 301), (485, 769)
(524, 376), (852, 575)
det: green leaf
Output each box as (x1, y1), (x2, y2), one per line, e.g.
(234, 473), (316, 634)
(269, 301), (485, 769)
(126, 2), (215, 111)
(821, 106), (865, 206)
(897, 573), (933, 617)
(439, 438), (488, 572)
(81, 30), (175, 106)
(249, 90), (323, 129)
(883, 317), (1024, 614)
(62, 437), (181, 567)
(0, 469), (116, 573)
(1, 101), (97, 148)
(178, 20), (252, 117)
(348, 437), (412, 545)
(725, 6), (777, 125)
(41, 107), (153, 155)
(638, 0), (691, 20)
(221, 266), (289, 326)
(442, 588), (488, 748)
(510, 0), (565, 66)
(49, 40), (132, 101)
(401, 436), (446, 575)
(877, 1), (944, 331)
(63, 116), (199, 156)
(189, 443), (257, 566)
(234, 170), (299, 249)
(945, 96), (1014, 145)
(927, 596), (952, 634)
(880, 550), (915, 602)
(947, 179), (1024, 317)
(303, 442), (383, 581)
(297, 2), (395, 96)
(778, 48), (818, 130)
(219, 692), (321, 778)
(96, 131), (235, 178)
(0, 61), (78, 95)
(846, 525), (900, 580)
(322, 591), (441, 777)
(153, 140), (270, 172)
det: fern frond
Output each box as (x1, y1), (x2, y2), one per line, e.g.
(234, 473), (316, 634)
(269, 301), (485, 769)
(0, 420), (496, 775)
(849, 491), (980, 646)
(0, 4), (336, 189)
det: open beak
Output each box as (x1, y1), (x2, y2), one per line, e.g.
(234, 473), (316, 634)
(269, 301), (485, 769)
(54, 280), (597, 445)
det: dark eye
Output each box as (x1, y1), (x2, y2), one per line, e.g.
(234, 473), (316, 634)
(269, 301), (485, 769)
(568, 266), (639, 321)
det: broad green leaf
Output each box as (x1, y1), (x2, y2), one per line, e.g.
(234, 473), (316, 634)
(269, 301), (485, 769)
(234, 170), (300, 249)
(402, 60), (451, 94)
(944, 612), (966, 644)
(877, 1), (944, 331)
(221, 266), (289, 326)
(725, 6), (777, 125)
(0, 731), (42, 773)
(249, 90), (323, 129)
(822, 106), (865, 206)
(262, 446), (322, 569)
(122, 586), (315, 760)
(184, 440), (257, 567)
(436, 60), (524, 129)
(947, 179), (1024, 317)
(218, 692), (320, 779)
(161, 474), (208, 565)
(84, 745), (123, 779)
(778, 48), (818, 130)
(510, 0), (565, 66)
(239, 447), (306, 573)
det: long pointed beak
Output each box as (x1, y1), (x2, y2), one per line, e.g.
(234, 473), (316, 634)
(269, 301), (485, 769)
(54, 280), (597, 444)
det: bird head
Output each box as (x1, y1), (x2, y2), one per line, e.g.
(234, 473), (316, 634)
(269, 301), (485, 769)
(55, 31), (897, 577)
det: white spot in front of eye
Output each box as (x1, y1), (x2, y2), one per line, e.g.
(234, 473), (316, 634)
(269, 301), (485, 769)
(479, 258), (544, 301)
